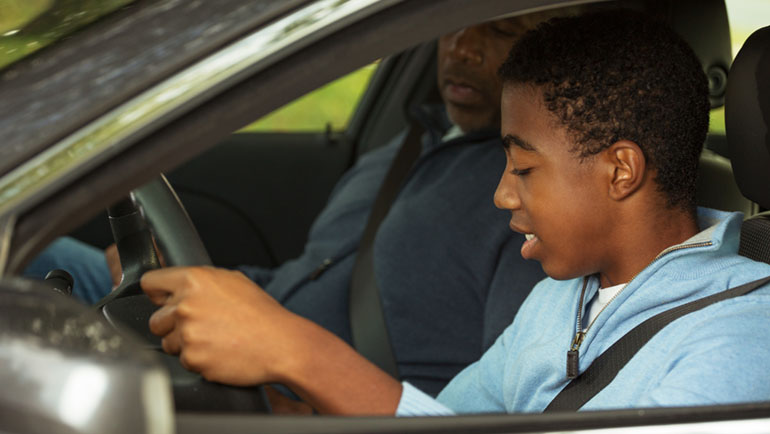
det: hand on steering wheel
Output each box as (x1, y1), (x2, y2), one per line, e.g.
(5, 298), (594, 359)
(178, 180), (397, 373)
(96, 174), (211, 344)
(93, 175), (269, 412)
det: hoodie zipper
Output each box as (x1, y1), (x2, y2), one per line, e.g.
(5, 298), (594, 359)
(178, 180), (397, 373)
(566, 241), (713, 379)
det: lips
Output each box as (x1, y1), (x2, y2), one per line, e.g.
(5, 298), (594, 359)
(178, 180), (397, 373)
(520, 233), (539, 260)
(443, 78), (483, 105)
(440, 63), (487, 106)
(509, 222), (539, 260)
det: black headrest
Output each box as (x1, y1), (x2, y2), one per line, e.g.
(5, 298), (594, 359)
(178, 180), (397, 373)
(726, 26), (770, 210)
(614, 0), (731, 107)
(661, 0), (732, 108)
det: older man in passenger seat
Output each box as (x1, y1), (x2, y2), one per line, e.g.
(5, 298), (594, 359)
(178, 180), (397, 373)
(25, 9), (587, 395)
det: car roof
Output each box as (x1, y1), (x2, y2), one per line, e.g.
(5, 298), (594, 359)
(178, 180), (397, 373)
(0, 0), (302, 176)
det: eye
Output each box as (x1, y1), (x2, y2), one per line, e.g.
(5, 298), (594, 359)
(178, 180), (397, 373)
(491, 25), (518, 38)
(511, 167), (532, 176)
(489, 22), (519, 38)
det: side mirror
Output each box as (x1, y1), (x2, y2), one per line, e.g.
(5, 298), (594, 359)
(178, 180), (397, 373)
(0, 278), (173, 434)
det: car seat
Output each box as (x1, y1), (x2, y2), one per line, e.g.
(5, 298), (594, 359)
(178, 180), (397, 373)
(660, 0), (754, 215)
(726, 25), (770, 265)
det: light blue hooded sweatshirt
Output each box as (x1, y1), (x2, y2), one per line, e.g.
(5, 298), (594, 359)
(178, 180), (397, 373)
(398, 208), (770, 415)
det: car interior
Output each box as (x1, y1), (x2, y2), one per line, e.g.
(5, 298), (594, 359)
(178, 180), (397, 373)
(64, 0), (758, 269)
(1, 0), (769, 432)
(80, 0), (770, 418)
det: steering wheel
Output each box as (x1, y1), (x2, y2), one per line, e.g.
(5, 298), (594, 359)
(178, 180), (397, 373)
(96, 175), (270, 412)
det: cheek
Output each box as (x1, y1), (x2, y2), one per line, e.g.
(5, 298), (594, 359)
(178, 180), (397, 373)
(546, 183), (603, 238)
(524, 172), (585, 236)
(488, 41), (511, 69)
(534, 177), (607, 278)
(436, 39), (451, 72)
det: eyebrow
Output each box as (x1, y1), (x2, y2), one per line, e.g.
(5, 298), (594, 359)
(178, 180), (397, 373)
(502, 134), (539, 152)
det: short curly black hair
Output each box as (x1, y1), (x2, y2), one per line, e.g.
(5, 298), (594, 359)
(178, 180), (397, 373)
(499, 9), (710, 211)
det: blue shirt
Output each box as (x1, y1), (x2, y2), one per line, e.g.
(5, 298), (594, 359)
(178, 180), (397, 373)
(398, 208), (770, 413)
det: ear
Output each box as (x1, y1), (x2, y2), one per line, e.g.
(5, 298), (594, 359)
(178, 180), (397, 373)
(604, 140), (646, 201)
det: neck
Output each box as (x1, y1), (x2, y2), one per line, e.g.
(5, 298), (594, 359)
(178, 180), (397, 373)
(598, 204), (698, 288)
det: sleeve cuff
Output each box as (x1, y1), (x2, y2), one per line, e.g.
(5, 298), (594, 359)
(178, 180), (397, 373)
(396, 382), (455, 417)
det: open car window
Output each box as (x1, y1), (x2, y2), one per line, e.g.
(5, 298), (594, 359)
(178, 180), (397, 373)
(239, 62), (379, 133)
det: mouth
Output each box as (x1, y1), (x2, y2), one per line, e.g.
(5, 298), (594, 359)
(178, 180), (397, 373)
(510, 222), (539, 260)
(441, 75), (484, 105)
(520, 233), (539, 260)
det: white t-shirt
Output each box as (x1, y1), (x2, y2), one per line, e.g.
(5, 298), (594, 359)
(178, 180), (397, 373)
(583, 282), (626, 330)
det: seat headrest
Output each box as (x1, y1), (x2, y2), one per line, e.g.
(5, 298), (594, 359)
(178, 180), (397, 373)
(726, 26), (770, 210)
(661, 0), (732, 108)
(615, 0), (731, 107)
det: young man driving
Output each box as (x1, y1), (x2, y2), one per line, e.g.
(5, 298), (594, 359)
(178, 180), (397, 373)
(26, 9), (589, 395)
(141, 9), (770, 414)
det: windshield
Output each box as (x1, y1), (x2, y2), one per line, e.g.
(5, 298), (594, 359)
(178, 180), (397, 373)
(0, 0), (134, 70)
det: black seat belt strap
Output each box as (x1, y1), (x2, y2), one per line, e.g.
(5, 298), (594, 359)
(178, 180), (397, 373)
(349, 122), (425, 378)
(545, 274), (770, 412)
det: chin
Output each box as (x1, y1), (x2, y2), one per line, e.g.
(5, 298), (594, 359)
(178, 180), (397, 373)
(446, 105), (496, 133)
(541, 264), (584, 282)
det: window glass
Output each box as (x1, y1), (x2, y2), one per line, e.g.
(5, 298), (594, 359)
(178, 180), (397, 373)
(239, 62), (378, 133)
(709, 0), (770, 134)
(0, 0), (134, 70)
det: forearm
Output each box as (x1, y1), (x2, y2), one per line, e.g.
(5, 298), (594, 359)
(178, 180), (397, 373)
(141, 266), (402, 414)
(275, 314), (403, 415)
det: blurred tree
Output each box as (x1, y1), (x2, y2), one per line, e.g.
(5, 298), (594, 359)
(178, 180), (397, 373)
(0, 0), (53, 34)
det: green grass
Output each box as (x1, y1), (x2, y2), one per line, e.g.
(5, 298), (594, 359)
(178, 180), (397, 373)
(239, 63), (378, 133)
(709, 107), (725, 135)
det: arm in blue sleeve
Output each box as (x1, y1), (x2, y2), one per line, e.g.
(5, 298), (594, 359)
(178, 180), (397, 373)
(396, 382), (455, 416)
(435, 325), (513, 413)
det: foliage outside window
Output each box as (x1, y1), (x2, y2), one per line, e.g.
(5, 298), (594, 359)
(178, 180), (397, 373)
(239, 63), (378, 133)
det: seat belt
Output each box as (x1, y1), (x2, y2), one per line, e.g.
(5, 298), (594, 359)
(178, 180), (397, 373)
(349, 122), (425, 379)
(545, 274), (770, 412)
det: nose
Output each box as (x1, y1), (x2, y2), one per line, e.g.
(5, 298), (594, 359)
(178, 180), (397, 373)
(446, 25), (484, 65)
(494, 169), (521, 211)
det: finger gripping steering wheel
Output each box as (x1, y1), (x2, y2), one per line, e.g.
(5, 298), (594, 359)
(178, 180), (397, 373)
(97, 175), (211, 343)
(97, 175), (270, 413)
